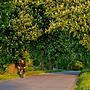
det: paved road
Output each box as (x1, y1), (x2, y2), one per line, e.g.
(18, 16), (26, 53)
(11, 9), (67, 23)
(0, 71), (80, 90)
(47, 71), (81, 75)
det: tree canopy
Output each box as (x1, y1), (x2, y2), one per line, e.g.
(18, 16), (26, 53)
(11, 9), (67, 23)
(0, 0), (90, 70)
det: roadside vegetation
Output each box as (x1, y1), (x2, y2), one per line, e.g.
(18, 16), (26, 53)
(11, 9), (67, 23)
(0, 74), (19, 80)
(0, 0), (90, 81)
(0, 70), (45, 80)
(76, 70), (90, 90)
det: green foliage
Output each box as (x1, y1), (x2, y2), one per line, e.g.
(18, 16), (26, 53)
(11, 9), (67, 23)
(76, 72), (90, 90)
(0, 0), (51, 67)
(26, 66), (33, 71)
(11, 0), (51, 40)
(70, 60), (84, 70)
(0, 0), (15, 68)
(45, 0), (90, 50)
(0, 1), (13, 28)
(1, 0), (90, 71)
(30, 30), (89, 70)
(75, 61), (84, 68)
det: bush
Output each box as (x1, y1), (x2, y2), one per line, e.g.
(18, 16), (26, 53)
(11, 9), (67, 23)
(70, 61), (84, 70)
(26, 66), (34, 71)
(76, 72), (90, 90)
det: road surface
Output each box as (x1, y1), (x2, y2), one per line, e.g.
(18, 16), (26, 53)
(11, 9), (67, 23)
(0, 71), (80, 90)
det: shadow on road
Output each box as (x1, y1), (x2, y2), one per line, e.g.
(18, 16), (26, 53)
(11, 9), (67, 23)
(47, 71), (81, 75)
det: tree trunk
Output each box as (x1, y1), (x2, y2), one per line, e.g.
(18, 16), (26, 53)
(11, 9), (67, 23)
(40, 48), (45, 70)
(48, 58), (52, 70)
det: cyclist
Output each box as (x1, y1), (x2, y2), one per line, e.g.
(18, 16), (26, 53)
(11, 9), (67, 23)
(18, 58), (26, 78)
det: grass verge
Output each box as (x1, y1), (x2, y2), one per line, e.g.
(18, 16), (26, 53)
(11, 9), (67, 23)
(76, 72), (90, 90)
(0, 70), (45, 80)
(0, 74), (19, 80)
(25, 70), (45, 76)
(45, 69), (63, 73)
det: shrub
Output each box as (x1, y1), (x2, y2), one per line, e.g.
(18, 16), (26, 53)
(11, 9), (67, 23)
(76, 72), (90, 90)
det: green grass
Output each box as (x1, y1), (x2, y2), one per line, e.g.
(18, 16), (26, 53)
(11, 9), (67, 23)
(76, 72), (90, 90)
(25, 70), (45, 76)
(45, 69), (64, 73)
(0, 74), (19, 80)
(0, 70), (45, 80)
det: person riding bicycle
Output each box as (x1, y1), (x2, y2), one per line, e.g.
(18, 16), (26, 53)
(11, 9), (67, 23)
(18, 58), (26, 78)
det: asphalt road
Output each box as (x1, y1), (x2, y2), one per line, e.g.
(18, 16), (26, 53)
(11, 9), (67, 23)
(0, 71), (80, 90)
